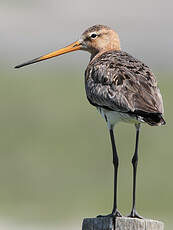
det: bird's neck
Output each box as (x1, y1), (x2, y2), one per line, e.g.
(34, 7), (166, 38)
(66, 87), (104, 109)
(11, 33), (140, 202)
(90, 41), (121, 61)
(90, 47), (120, 63)
(90, 51), (100, 61)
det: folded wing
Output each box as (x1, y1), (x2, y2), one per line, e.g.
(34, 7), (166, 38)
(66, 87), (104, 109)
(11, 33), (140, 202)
(85, 50), (165, 125)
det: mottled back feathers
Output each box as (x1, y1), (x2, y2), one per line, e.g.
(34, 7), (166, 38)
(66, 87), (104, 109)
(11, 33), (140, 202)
(85, 50), (165, 126)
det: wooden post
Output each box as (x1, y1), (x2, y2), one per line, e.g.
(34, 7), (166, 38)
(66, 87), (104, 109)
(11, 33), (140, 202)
(82, 217), (164, 230)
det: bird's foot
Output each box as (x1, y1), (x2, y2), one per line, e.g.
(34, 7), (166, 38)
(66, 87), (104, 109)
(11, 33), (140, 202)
(127, 209), (143, 219)
(97, 209), (122, 218)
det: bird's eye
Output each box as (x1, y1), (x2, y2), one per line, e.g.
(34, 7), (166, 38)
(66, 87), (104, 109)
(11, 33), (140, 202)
(90, 33), (97, 39)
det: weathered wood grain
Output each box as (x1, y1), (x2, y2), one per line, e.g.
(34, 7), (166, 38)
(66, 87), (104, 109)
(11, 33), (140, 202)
(82, 217), (164, 230)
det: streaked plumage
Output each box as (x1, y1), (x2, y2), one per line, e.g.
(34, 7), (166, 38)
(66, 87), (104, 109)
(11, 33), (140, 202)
(15, 24), (166, 219)
(85, 50), (165, 127)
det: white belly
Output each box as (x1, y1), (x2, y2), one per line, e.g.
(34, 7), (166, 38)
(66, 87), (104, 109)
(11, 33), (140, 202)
(97, 107), (141, 129)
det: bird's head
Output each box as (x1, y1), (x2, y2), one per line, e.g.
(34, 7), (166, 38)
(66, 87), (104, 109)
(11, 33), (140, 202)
(15, 25), (120, 68)
(80, 25), (121, 59)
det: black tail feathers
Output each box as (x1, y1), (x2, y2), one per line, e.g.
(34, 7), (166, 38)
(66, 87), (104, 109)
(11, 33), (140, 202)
(133, 110), (166, 126)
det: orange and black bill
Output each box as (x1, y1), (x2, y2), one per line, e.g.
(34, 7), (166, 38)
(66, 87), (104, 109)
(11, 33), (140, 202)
(14, 41), (82, 69)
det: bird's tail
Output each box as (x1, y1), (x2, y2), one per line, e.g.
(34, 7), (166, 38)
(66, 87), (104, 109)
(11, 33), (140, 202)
(134, 110), (166, 126)
(143, 114), (166, 126)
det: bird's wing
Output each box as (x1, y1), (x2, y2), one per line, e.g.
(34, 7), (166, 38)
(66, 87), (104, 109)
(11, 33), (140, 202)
(85, 50), (164, 114)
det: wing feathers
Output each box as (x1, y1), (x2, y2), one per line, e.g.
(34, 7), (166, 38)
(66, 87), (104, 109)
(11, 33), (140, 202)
(85, 50), (165, 121)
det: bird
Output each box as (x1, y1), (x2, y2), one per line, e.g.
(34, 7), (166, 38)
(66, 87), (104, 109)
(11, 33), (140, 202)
(15, 24), (166, 219)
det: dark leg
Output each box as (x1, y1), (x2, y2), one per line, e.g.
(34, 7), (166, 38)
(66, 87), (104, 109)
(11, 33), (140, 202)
(110, 128), (122, 217)
(128, 123), (143, 219)
(97, 127), (122, 218)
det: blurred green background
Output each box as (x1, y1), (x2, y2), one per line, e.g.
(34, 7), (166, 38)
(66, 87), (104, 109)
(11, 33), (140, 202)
(0, 68), (172, 229)
(1, 0), (173, 229)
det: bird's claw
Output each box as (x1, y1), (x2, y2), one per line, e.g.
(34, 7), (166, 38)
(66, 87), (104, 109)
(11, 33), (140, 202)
(127, 209), (143, 219)
(97, 209), (122, 218)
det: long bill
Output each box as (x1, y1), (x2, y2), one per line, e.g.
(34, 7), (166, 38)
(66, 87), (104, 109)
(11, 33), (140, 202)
(14, 41), (82, 69)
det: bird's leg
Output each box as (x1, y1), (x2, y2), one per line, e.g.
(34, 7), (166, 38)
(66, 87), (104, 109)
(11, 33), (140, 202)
(128, 123), (143, 219)
(97, 127), (122, 218)
(110, 128), (122, 217)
